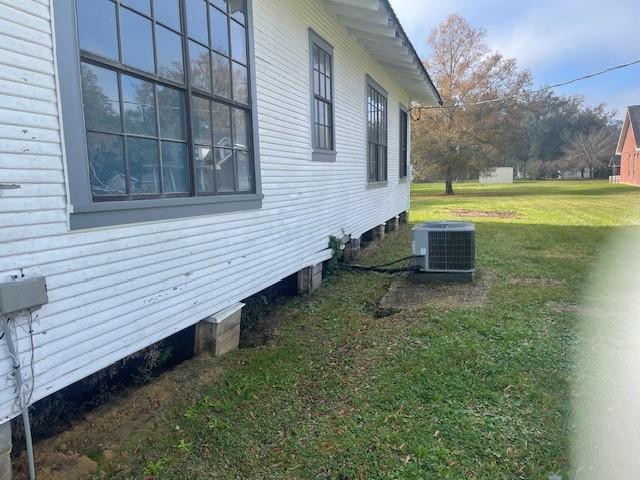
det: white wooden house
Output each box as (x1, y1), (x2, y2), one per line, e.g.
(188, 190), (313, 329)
(0, 0), (440, 468)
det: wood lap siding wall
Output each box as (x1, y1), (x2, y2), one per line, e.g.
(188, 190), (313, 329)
(0, 0), (411, 422)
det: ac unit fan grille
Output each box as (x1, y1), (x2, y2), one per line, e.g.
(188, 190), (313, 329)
(428, 230), (475, 271)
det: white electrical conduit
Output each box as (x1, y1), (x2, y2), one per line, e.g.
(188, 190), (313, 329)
(1, 316), (36, 480)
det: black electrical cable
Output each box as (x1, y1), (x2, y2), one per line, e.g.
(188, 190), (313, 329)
(343, 264), (420, 274)
(340, 255), (422, 274)
(361, 255), (420, 269)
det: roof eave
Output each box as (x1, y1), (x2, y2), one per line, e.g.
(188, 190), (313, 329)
(380, 0), (443, 105)
(325, 0), (442, 106)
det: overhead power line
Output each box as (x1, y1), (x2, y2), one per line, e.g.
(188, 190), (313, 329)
(411, 58), (640, 112)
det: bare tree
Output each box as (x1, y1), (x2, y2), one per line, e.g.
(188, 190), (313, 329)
(412, 15), (530, 194)
(562, 127), (617, 178)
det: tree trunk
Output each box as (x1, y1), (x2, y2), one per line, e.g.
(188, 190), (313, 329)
(445, 178), (455, 195)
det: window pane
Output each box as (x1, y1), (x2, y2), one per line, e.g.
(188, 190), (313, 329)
(87, 132), (126, 197)
(121, 0), (151, 15)
(230, 21), (246, 64)
(158, 85), (186, 140)
(316, 100), (324, 125)
(77, 0), (118, 60)
(120, 8), (155, 72)
(327, 104), (333, 149)
(215, 148), (235, 192)
(191, 96), (212, 144)
(229, 0), (246, 24)
(210, 6), (229, 55)
(368, 143), (376, 181)
(185, 0), (208, 44)
(232, 108), (248, 149)
(236, 150), (251, 191)
(128, 137), (161, 193)
(121, 75), (157, 136)
(195, 145), (214, 193)
(212, 52), (231, 98)
(156, 26), (184, 82)
(154, 0), (181, 31)
(312, 48), (320, 96)
(378, 145), (386, 181)
(81, 63), (121, 133)
(232, 62), (248, 104)
(189, 41), (211, 91)
(211, 0), (228, 13)
(212, 102), (232, 147)
(162, 141), (189, 192)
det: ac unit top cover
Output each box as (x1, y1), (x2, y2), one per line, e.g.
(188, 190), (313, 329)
(413, 221), (475, 232)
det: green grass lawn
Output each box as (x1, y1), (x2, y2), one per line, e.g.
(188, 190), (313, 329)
(101, 180), (640, 480)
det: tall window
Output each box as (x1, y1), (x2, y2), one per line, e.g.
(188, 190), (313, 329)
(367, 78), (387, 183)
(399, 107), (408, 178)
(309, 29), (335, 161)
(76, 0), (255, 201)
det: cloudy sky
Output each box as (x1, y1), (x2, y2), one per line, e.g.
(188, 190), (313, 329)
(389, 0), (640, 117)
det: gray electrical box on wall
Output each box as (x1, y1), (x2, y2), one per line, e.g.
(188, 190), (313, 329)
(0, 277), (48, 315)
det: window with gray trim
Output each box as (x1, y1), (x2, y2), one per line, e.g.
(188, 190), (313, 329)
(399, 107), (408, 178)
(75, 0), (255, 202)
(309, 29), (335, 159)
(367, 80), (387, 182)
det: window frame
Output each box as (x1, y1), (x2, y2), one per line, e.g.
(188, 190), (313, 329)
(399, 104), (408, 180)
(308, 28), (336, 162)
(365, 75), (388, 186)
(54, 0), (262, 230)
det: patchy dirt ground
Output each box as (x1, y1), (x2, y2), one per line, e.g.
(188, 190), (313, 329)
(379, 269), (493, 314)
(13, 355), (226, 480)
(508, 276), (566, 287)
(448, 208), (520, 218)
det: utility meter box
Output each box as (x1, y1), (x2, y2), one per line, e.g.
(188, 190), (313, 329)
(0, 277), (48, 315)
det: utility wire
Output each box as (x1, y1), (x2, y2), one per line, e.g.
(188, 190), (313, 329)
(411, 58), (640, 111)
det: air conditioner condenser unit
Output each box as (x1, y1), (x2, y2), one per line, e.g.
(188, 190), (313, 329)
(411, 221), (476, 282)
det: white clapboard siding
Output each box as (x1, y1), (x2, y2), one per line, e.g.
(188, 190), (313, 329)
(0, 0), (414, 422)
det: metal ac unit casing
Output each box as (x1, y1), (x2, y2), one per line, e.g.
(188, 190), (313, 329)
(412, 221), (476, 273)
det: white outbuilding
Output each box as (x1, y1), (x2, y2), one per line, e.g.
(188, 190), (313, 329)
(480, 167), (514, 184)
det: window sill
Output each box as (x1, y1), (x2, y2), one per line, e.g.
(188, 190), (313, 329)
(70, 193), (264, 230)
(366, 181), (388, 189)
(312, 150), (337, 162)
(399, 177), (409, 183)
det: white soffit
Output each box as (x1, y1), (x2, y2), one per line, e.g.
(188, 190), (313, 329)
(324, 0), (441, 105)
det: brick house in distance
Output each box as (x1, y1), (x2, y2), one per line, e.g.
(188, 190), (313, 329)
(616, 105), (640, 185)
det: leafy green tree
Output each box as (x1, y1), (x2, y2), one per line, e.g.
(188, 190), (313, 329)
(412, 15), (530, 194)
